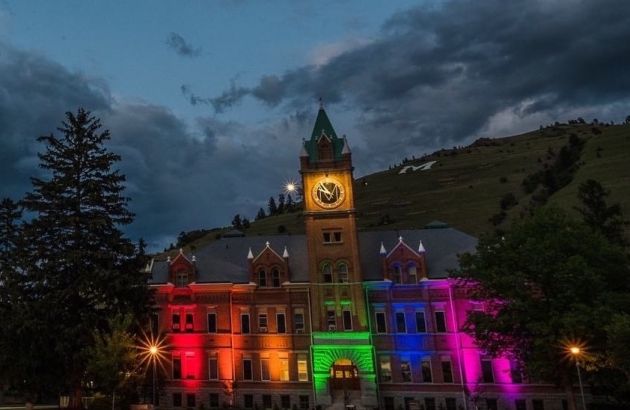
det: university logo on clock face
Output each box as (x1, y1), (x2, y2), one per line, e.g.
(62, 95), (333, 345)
(312, 178), (345, 209)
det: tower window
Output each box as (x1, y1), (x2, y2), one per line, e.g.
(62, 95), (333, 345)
(323, 231), (342, 244)
(392, 265), (402, 284)
(258, 270), (266, 287)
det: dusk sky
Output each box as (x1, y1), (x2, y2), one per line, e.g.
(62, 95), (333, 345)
(2, 0), (630, 250)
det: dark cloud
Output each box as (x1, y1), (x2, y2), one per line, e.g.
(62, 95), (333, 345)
(165, 32), (201, 57)
(0, 42), (306, 250)
(210, 0), (630, 162)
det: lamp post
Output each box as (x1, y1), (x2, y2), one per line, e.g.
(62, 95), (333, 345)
(149, 345), (159, 407)
(568, 346), (587, 410)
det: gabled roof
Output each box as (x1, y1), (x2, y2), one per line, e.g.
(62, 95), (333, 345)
(148, 227), (477, 284)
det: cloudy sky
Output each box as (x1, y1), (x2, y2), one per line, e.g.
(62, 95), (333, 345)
(1, 0), (630, 250)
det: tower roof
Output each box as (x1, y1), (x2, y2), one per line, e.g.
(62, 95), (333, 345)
(303, 106), (346, 162)
(311, 107), (338, 140)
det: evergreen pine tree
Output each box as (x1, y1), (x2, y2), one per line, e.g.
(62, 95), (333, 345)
(232, 214), (242, 229)
(576, 179), (626, 246)
(20, 109), (152, 401)
(242, 218), (250, 229)
(268, 196), (278, 216)
(285, 194), (294, 212)
(277, 193), (285, 214)
(256, 207), (266, 220)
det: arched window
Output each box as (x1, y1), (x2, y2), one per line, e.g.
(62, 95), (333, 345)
(258, 269), (267, 287)
(337, 262), (349, 283)
(322, 263), (333, 283)
(407, 263), (418, 284)
(271, 268), (281, 287)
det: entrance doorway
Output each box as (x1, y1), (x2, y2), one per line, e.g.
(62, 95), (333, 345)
(329, 358), (360, 391)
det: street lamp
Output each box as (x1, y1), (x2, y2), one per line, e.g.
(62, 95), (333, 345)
(139, 334), (166, 408)
(567, 345), (587, 410)
(149, 344), (159, 406)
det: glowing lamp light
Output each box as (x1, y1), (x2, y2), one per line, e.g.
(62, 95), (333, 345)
(569, 346), (581, 355)
(286, 182), (296, 192)
(149, 345), (158, 355)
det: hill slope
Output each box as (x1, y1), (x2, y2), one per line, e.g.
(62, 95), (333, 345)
(176, 122), (630, 252)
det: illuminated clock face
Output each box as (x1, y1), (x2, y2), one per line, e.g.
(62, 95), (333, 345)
(312, 178), (345, 209)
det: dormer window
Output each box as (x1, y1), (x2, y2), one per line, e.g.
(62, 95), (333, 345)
(392, 264), (402, 284)
(407, 264), (418, 284)
(322, 263), (333, 283)
(175, 272), (189, 287)
(258, 270), (267, 287)
(271, 269), (280, 287)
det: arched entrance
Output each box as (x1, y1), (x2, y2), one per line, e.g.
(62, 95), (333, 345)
(329, 358), (360, 391)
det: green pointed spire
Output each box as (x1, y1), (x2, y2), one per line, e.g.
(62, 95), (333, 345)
(311, 106), (338, 140)
(303, 104), (346, 162)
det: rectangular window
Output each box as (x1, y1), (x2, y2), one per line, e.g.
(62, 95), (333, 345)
(172, 393), (182, 407)
(244, 394), (253, 409)
(208, 358), (218, 380)
(327, 308), (336, 330)
(323, 232), (331, 243)
(435, 311), (447, 332)
(172, 312), (180, 332)
(262, 395), (272, 409)
(384, 397), (395, 410)
(379, 356), (392, 382)
(533, 399), (545, 410)
(445, 398), (457, 410)
(415, 311), (426, 333)
(258, 270), (266, 287)
(185, 312), (194, 332)
(396, 312), (406, 333)
(375, 311), (387, 333)
(515, 400), (527, 410)
(400, 360), (412, 382)
(186, 394), (195, 408)
(424, 398), (436, 410)
(407, 265), (417, 284)
(280, 358), (289, 381)
(481, 359), (494, 383)
(334, 232), (342, 242)
(261, 358), (270, 381)
(185, 352), (195, 379)
(299, 395), (309, 409)
(272, 270), (281, 287)
(422, 359), (432, 383)
(281, 395), (290, 409)
(486, 399), (498, 410)
(393, 265), (402, 284)
(343, 309), (352, 331)
(277, 313), (286, 333)
(207, 312), (217, 333)
(294, 312), (305, 333)
(172, 357), (182, 379)
(298, 354), (308, 381)
(442, 360), (453, 383)
(209, 393), (219, 408)
(241, 313), (250, 334)
(243, 358), (253, 380)
(258, 313), (268, 333)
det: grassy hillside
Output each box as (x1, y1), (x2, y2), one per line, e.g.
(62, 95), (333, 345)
(173, 122), (630, 254)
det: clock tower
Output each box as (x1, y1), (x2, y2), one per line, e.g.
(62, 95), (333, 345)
(300, 106), (377, 407)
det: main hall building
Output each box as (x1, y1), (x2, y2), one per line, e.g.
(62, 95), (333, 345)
(147, 108), (569, 410)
